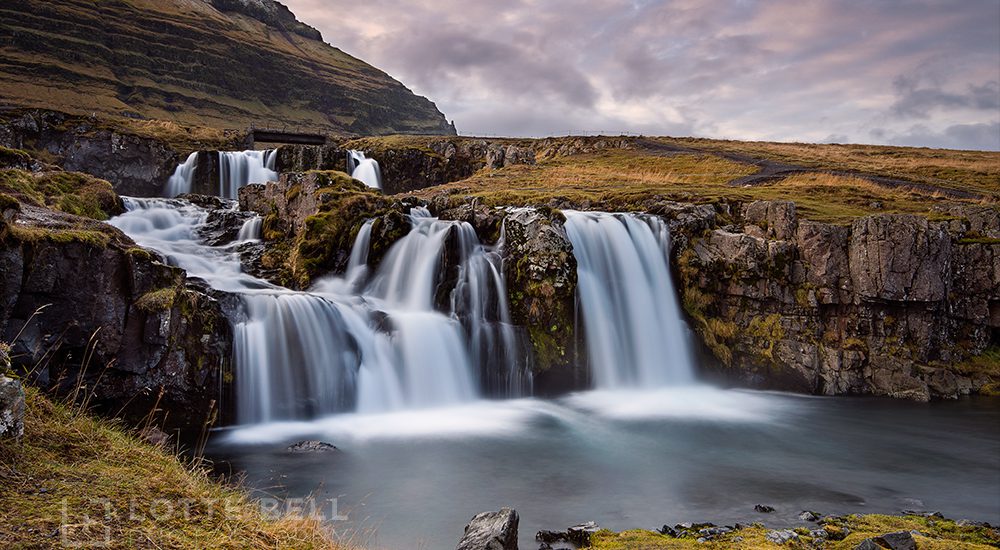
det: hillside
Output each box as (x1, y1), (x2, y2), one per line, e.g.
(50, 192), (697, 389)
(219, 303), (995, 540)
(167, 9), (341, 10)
(0, 0), (455, 136)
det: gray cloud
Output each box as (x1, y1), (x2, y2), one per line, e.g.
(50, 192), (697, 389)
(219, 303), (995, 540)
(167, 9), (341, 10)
(877, 122), (1000, 151)
(284, 0), (1000, 150)
(891, 77), (999, 118)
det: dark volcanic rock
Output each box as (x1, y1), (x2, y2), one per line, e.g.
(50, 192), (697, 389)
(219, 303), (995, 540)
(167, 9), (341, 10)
(0, 205), (233, 435)
(456, 507), (518, 550)
(674, 200), (1000, 400)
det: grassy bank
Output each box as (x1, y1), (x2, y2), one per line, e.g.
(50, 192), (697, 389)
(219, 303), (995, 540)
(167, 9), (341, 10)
(0, 387), (346, 549)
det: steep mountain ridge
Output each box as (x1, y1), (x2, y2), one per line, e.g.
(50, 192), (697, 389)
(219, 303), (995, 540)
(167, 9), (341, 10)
(0, 0), (455, 135)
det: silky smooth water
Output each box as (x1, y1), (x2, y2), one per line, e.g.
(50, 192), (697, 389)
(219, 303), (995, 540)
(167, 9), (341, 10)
(111, 198), (524, 423)
(564, 211), (694, 388)
(218, 150), (278, 198)
(164, 151), (199, 197)
(209, 391), (1000, 550)
(348, 150), (383, 189)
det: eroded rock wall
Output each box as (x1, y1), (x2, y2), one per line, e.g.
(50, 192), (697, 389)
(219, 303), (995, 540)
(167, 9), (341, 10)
(0, 206), (233, 433)
(675, 200), (998, 400)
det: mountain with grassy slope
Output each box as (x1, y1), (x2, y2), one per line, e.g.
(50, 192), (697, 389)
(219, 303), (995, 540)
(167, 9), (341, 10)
(0, 0), (455, 136)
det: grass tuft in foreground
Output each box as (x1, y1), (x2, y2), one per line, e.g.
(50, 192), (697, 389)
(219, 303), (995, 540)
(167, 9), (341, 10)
(0, 387), (348, 549)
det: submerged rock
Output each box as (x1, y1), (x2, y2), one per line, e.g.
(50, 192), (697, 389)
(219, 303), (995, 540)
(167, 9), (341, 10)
(755, 504), (776, 513)
(456, 507), (518, 550)
(798, 510), (822, 522)
(286, 440), (338, 453)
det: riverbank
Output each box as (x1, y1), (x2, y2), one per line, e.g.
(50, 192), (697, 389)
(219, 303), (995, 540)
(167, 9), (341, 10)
(0, 385), (345, 549)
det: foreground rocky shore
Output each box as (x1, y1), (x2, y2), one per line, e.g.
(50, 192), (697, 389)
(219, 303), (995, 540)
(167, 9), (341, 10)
(457, 505), (999, 549)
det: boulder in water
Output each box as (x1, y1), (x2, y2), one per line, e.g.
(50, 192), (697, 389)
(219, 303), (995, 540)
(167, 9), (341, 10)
(755, 504), (776, 513)
(456, 507), (518, 550)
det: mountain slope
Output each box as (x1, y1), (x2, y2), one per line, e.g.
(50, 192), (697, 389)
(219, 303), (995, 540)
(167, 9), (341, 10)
(0, 0), (455, 135)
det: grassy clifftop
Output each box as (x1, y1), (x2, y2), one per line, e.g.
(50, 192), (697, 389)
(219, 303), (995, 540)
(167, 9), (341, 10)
(0, 0), (454, 136)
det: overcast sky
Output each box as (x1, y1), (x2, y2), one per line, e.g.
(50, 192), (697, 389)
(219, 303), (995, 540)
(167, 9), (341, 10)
(284, 0), (999, 150)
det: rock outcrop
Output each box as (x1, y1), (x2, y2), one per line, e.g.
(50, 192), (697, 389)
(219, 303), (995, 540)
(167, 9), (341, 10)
(0, 375), (25, 440)
(0, 204), (233, 434)
(498, 207), (582, 394)
(456, 508), (519, 550)
(675, 200), (999, 399)
(0, 110), (235, 197)
(341, 137), (537, 195)
(238, 171), (414, 288)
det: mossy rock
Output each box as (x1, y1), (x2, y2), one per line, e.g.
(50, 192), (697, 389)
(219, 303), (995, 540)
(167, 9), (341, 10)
(0, 168), (123, 220)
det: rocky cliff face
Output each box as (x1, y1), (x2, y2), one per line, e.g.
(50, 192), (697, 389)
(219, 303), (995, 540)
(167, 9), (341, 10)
(0, 0), (454, 136)
(675, 201), (998, 400)
(0, 110), (240, 197)
(0, 199), (233, 434)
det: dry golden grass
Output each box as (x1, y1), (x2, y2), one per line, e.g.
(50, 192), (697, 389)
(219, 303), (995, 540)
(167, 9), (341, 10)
(0, 388), (351, 549)
(658, 137), (1000, 199)
(408, 148), (986, 224)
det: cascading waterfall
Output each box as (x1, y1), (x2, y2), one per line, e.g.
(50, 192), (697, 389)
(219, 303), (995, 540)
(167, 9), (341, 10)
(237, 216), (262, 241)
(347, 150), (383, 189)
(111, 198), (525, 425)
(563, 211), (695, 388)
(219, 150), (278, 199)
(164, 152), (199, 197)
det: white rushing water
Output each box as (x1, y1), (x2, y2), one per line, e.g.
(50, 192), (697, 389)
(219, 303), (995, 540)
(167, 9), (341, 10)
(236, 216), (262, 241)
(164, 152), (199, 197)
(347, 150), (383, 189)
(563, 211), (695, 388)
(111, 198), (524, 424)
(219, 150), (278, 199)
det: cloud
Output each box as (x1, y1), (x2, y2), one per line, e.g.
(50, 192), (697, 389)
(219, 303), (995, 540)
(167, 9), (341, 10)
(891, 76), (999, 118)
(283, 0), (1000, 150)
(876, 122), (1000, 151)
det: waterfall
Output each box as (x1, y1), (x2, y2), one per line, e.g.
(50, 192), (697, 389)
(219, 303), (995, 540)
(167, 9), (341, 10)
(563, 211), (695, 388)
(237, 216), (262, 241)
(164, 152), (199, 197)
(347, 150), (383, 189)
(219, 150), (278, 199)
(111, 199), (525, 425)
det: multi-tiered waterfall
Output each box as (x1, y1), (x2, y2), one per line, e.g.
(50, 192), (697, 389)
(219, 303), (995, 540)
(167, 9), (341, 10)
(111, 199), (526, 424)
(563, 211), (695, 388)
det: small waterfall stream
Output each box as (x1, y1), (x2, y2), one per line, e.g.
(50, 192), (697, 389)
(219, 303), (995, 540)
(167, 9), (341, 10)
(347, 150), (383, 189)
(218, 150), (278, 199)
(164, 152), (199, 197)
(563, 211), (695, 388)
